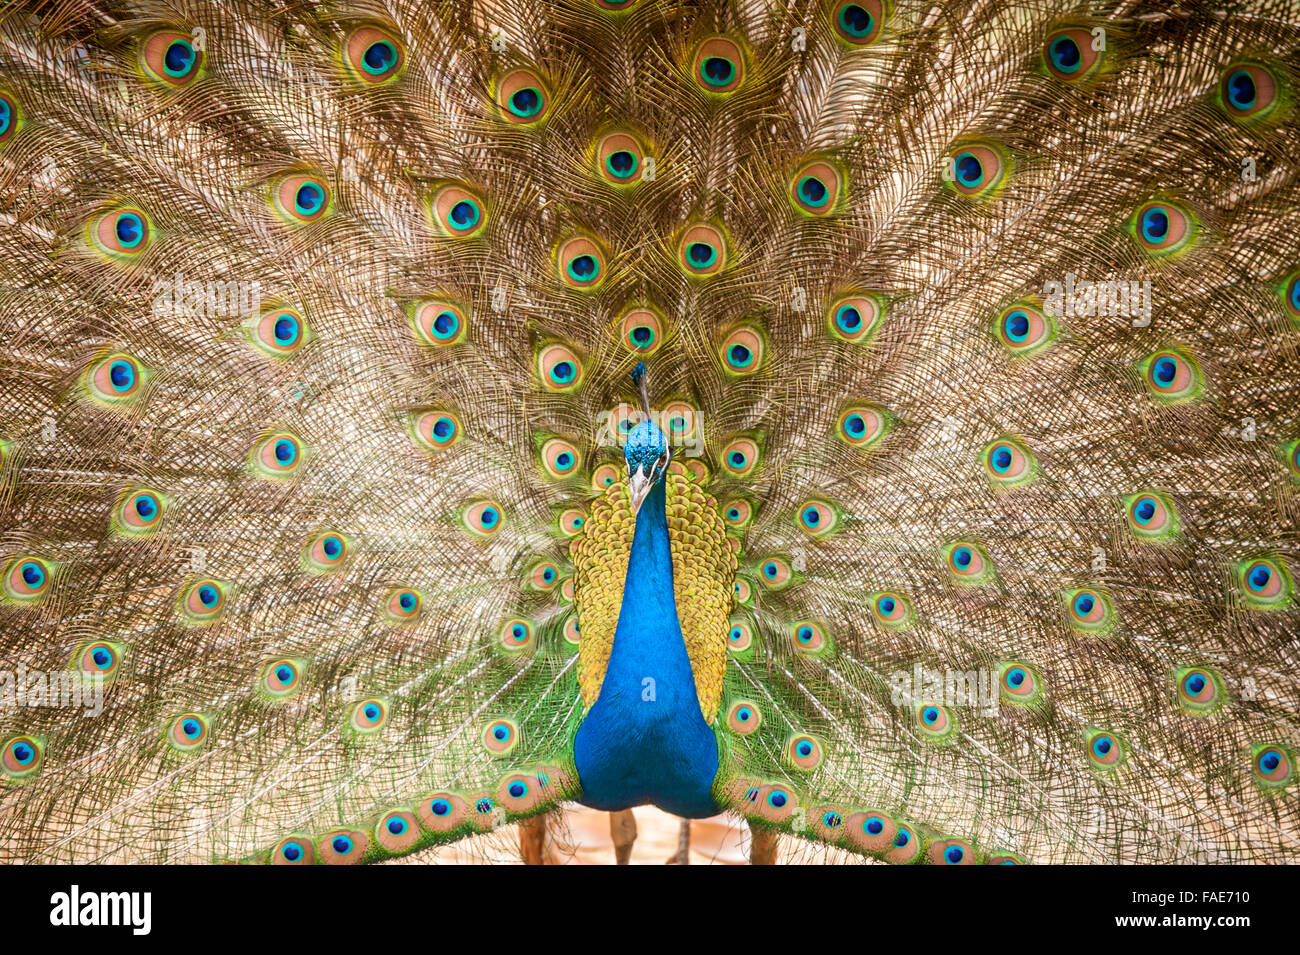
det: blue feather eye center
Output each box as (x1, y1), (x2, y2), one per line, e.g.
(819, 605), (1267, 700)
(797, 626), (812, 643)
(838, 5), (873, 36)
(322, 536), (342, 558)
(387, 817), (407, 835)
(364, 41), (397, 73)
(114, 213), (144, 248)
(542, 567), (555, 581)
(922, 707), (939, 724)
(1003, 310), (1030, 341)
(12, 742), (33, 763)
(893, 828), (910, 847)
(1184, 673), (1206, 694)
(569, 255), (597, 278)
(991, 446), (1013, 472)
(364, 705), (379, 720)
(509, 781), (527, 798)
(955, 152), (983, 186)
(282, 842), (302, 861)
(953, 547), (972, 567)
(802, 506), (820, 526)
(728, 343), (753, 367)
(332, 835), (353, 854)
(0, 98), (11, 134)
(798, 176), (828, 207)
(797, 740), (813, 756)
(274, 439), (295, 464)
(865, 816), (884, 835)
(1246, 563), (1272, 591)
(763, 562), (777, 578)
(295, 183), (324, 216)
(767, 790), (787, 808)
(688, 242), (716, 267)
(510, 87), (541, 116)
(1153, 356), (1177, 385)
(1141, 207), (1169, 242)
(1074, 593), (1095, 615)
(607, 150), (637, 177)
(1093, 735), (1113, 756)
(823, 811), (842, 828)
(702, 57), (735, 86)
(92, 648), (112, 668)
(1134, 498), (1157, 523)
(198, 585), (218, 607)
(276, 665), (294, 684)
(109, 359), (135, 390)
(21, 562), (44, 587)
(1008, 668), (1025, 686)
(273, 315), (299, 344)
(399, 592), (416, 610)
(877, 596), (895, 614)
(1049, 35), (1080, 72)
(1227, 69), (1256, 109)
(1260, 751), (1281, 772)
(182, 719), (201, 738)
(835, 305), (861, 332)
(946, 845), (964, 863)
(431, 798), (451, 816)
(164, 40), (195, 76)
(729, 627), (742, 640)
(450, 200), (479, 228)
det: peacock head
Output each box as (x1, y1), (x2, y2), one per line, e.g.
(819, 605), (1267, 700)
(625, 419), (669, 516)
(625, 361), (669, 515)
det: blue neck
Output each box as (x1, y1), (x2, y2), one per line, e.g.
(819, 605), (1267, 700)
(573, 479), (720, 817)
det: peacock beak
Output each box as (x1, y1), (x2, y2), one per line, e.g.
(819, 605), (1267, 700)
(627, 465), (653, 516)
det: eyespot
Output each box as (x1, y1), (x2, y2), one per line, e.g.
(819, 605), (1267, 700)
(320, 829), (369, 865)
(1220, 62), (1279, 120)
(757, 557), (792, 590)
(1141, 349), (1201, 402)
(692, 36), (745, 94)
(590, 463), (620, 492)
(344, 25), (405, 85)
(537, 342), (584, 391)
(734, 577), (754, 603)
(260, 659), (303, 699)
(725, 700), (761, 734)
(826, 293), (884, 344)
(562, 614), (581, 644)
(870, 591), (910, 627)
(560, 575), (576, 603)
(168, 713), (209, 752)
(1063, 587), (1114, 633)
(677, 223), (726, 276)
(496, 67), (550, 124)
(1175, 667), (1222, 713)
(790, 620), (829, 656)
(557, 236), (606, 289)
(1281, 271), (1300, 323)
(482, 718), (519, 756)
(986, 853), (1025, 865)
(410, 410), (463, 453)
(431, 184), (487, 238)
(719, 616), (752, 652)
(789, 160), (843, 216)
(112, 487), (166, 537)
(795, 499), (839, 538)
(462, 500), (504, 537)
(1043, 26), (1102, 82)
(1122, 491), (1177, 539)
(1251, 744), (1295, 789)
(527, 561), (560, 592)
(271, 173), (331, 224)
(1281, 440), (1300, 481)
(845, 810), (896, 853)
(2, 556), (53, 604)
(140, 30), (203, 87)
(499, 618), (535, 652)
(384, 588), (422, 623)
(304, 531), (349, 572)
(721, 437), (759, 477)
(497, 773), (539, 812)
(943, 541), (994, 583)
(2, 736), (43, 778)
(1086, 730), (1125, 769)
(721, 498), (753, 529)
(617, 307), (664, 355)
(412, 299), (469, 347)
(90, 207), (151, 259)
(269, 836), (314, 865)
(716, 325), (764, 375)
(375, 810), (420, 852)
(1237, 558), (1291, 608)
(540, 437), (581, 480)
(831, 1), (886, 46)
(995, 304), (1055, 355)
(916, 704), (956, 741)
(660, 400), (699, 444)
(249, 307), (309, 357)
(786, 734), (823, 771)
(0, 90), (19, 144)
(982, 437), (1037, 487)
(597, 131), (645, 185)
(1000, 663), (1041, 703)
(75, 641), (122, 679)
(350, 699), (388, 734)
(836, 404), (890, 450)
(84, 353), (146, 405)
(885, 822), (921, 864)
(929, 838), (975, 866)
(419, 792), (469, 831)
(250, 432), (305, 480)
(946, 143), (1006, 198)
(1131, 200), (1194, 256)
(727, 781), (798, 825)
(558, 506), (587, 537)
(179, 578), (229, 623)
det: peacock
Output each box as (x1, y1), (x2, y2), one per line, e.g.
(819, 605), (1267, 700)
(0, 0), (1297, 867)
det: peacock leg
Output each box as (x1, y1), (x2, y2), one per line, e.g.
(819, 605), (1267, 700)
(749, 823), (778, 865)
(609, 809), (637, 864)
(665, 817), (691, 864)
(517, 810), (559, 865)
